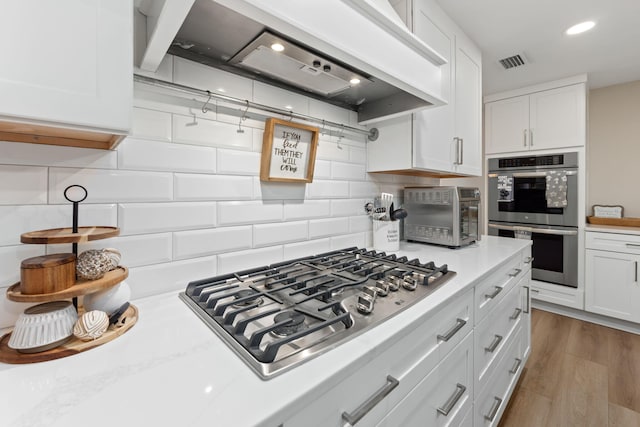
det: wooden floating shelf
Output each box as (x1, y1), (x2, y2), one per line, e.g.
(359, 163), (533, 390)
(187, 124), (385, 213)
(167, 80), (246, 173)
(587, 216), (640, 228)
(6, 266), (128, 303)
(0, 304), (138, 364)
(21, 226), (120, 244)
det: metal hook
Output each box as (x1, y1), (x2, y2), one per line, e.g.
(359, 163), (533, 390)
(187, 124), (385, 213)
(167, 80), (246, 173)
(288, 109), (293, 121)
(337, 124), (344, 149)
(202, 90), (213, 114)
(237, 100), (250, 133)
(320, 120), (326, 136)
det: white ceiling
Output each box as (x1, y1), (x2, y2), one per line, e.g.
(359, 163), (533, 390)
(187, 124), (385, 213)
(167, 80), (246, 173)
(434, 0), (640, 95)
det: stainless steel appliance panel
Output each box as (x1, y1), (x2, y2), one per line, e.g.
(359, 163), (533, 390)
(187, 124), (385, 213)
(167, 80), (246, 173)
(488, 222), (578, 288)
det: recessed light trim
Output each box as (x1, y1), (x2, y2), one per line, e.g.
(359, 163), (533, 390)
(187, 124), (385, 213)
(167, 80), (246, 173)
(349, 78), (361, 85)
(271, 42), (285, 52)
(565, 21), (595, 35)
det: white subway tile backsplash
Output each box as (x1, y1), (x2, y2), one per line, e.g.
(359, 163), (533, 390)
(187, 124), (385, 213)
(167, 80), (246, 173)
(309, 99), (350, 124)
(217, 200), (282, 226)
(173, 226), (252, 260)
(0, 141), (117, 169)
(309, 217), (349, 239)
(253, 179), (306, 201)
(0, 165), (47, 205)
(307, 180), (349, 199)
(217, 149), (261, 175)
(254, 221), (308, 247)
(349, 215), (372, 233)
(119, 202), (216, 235)
(119, 138), (216, 173)
(331, 199), (368, 217)
(349, 146), (367, 164)
(331, 232), (367, 250)
(313, 160), (331, 179)
(0, 204), (116, 246)
(173, 57), (253, 100)
(0, 291), (38, 329)
(126, 256), (217, 299)
(175, 174), (253, 201)
(332, 162), (366, 180)
(217, 246), (283, 274)
(316, 138), (350, 161)
(173, 114), (253, 150)
(0, 245), (45, 287)
(283, 238), (331, 260)
(59, 233), (173, 268)
(49, 168), (173, 203)
(130, 108), (172, 141)
(284, 199), (331, 220)
(254, 82), (310, 115)
(350, 181), (380, 199)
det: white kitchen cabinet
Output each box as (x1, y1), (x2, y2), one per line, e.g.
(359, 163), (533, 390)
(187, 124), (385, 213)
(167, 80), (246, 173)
(485, 83), (586, 155)
(0, 0), (133, 149)
(585, 231), (640, 322)
(367, 0), (482, 177)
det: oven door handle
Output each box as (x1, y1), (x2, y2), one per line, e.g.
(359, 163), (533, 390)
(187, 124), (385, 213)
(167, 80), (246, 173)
(488, 223), (578, 236)
(511, 171), (578, 178)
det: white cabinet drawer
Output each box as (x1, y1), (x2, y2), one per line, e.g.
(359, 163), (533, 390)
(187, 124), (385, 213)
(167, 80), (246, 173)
(474, 279), (523, 390)
(377, 331), (474, 427)
(284, 289), (474, 427)
(586, 231), (640, 254)
(474, 254), (523, 323)
(475, 325), (526, 427)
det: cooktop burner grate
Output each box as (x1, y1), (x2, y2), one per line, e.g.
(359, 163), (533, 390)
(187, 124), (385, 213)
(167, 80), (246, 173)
(180, 247), (456, 379)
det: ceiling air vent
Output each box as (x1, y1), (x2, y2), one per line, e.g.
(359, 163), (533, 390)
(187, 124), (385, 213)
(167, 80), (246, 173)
(498, 53), (527, 70)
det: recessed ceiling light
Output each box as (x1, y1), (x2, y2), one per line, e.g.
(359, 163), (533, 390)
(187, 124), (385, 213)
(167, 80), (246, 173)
(565, 21), (595, 35)
(217, 87), (225, 93)
(349, 78), (361, 85)
(271, 42), (285, 52)
(284, 105), (293, 110)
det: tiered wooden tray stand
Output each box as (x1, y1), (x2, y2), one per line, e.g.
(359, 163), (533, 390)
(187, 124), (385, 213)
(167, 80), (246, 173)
(0, 226), (138, 364)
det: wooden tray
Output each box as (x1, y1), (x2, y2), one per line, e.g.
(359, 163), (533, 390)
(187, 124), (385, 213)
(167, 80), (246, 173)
(587, 216), (640, 227)
(0, 304), (137, 364)
(6, 266), (128, 303)
(21, 226), (120, 244)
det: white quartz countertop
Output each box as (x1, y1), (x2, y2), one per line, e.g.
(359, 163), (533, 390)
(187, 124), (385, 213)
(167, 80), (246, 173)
(0, 236), (530, 427)
(586, 223), (640, 236)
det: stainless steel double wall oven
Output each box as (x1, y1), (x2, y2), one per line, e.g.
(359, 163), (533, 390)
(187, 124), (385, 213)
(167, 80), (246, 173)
(487, 152), (578, 288)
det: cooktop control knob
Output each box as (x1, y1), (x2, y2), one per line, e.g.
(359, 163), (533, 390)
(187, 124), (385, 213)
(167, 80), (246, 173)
(356, 285), (378, 314)
(387, 276), (401, 292)
(375, 280), (389, 297)
(402, 277), (418, 291)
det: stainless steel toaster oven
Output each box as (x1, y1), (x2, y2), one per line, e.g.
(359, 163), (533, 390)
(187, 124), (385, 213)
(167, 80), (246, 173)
(404, 186), (480, 247)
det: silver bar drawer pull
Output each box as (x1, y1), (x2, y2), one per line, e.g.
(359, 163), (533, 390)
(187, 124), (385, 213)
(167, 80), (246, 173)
(484, 397), (503, 421)
(510, 308), (522, 320)
(509, 358), (523, 374)
(508, 268), (522, 277)
(485, 286), (502, 299)
(342, 375), (399, 425)
(437, 383), (467, 416)
(524, 286), (531, 313)
(437, 318), (467, 342)
(524, 256), (534, 264)
(485, 334), (503, 353)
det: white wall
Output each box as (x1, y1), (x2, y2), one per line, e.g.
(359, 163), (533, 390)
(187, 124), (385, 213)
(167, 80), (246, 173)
(0, 56), (437, 328)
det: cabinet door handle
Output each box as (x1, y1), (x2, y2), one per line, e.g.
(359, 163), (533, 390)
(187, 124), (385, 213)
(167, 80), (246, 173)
(510, 308), (522, 320)
(523, 129), (527, 146)
(509, 268), (522, 277)
(635, 261), (638, 283)
(524, 256), (534, 264)
(485, 286), (502, 299)
(458, 138), (464, 165)
(509, 358), (523, 374)
(342, 375), (399, 425)
(437, 383), (467, 416)
(484, 397), (503, 421)
(485, 334), (503, 353)
(524, 286), (531, 313)
(530, 128), (534, 146)
(437, 318), (467, 342)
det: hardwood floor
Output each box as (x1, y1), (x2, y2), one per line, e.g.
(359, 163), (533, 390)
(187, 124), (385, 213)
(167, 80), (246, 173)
(499, 309), (640, 427)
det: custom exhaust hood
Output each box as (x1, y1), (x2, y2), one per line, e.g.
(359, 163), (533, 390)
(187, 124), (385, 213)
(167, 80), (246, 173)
(169, 0), (446, 124)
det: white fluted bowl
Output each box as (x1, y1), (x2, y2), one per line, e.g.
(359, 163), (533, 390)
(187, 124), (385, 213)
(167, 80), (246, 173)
(8, 301), (78, 353)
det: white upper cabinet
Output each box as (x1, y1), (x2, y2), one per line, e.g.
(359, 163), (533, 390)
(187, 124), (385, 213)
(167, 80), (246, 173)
(0, 0), (133, 149)
(368, 0), (482, 177)
(485, 82), (586, 155)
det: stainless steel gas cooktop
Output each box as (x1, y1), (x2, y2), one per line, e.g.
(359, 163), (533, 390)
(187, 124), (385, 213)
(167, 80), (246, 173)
(180, 247), (456, 379)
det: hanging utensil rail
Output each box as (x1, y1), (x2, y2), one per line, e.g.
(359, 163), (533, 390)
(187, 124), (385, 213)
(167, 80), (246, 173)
(133, 74), (379, 141)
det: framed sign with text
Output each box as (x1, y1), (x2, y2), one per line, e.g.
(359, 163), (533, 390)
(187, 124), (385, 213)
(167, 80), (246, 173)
(260, 118), (319, 183)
